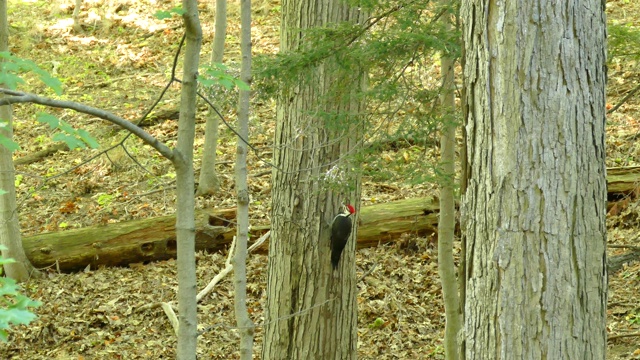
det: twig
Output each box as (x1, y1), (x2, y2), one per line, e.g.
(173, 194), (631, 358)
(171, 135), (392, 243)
(251, 170), (271, 178)
(358, 262), (378, 282)
(607, 332), (640, 341)
(608, 244), (640, 250)
(248, 230), (270, 252)
(196, 231), (270, 303)
(161, 302), (179, 336)
(132, 185), (177, 198)
(608, 82), (640, 115)
(196, 236), (236, 303)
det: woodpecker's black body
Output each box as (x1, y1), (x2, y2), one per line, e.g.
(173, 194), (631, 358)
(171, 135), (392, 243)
(330, 204), (356, 270)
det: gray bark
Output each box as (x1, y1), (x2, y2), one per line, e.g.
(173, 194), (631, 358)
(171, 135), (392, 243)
(261, 0), (367, 358)
(196, 0), (227, 196)
(175, 1), (202, 359)
(72, 0), (82, 32)
(461, 1), (607, 359)
(233, 0), (254, 358)
(0, 0), (37, 281)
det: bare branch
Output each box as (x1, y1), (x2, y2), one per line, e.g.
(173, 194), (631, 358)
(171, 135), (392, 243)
(0, 88), (175, 161)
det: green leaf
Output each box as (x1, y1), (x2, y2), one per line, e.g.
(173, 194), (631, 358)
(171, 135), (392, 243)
(35, 113), (60, 129)
(236, 80), (250, 91)
(0, 308), (37, 326)
(0, 72), (24, 90)
(0, 52), (63, 94)
(219, 78), (234, 90)
(154, 10), (172, 20)
(39, 74), (63, 95)
(0, 134), (20, 152)
(52, 133), (85, 150)
(57, 120), (75, 134)
(198, 77), (215, 87)
(154, 6), (184, 20)
(0, 257), (15, 266)
(77, 129), (99, 148)
(171, 6), (185, 15)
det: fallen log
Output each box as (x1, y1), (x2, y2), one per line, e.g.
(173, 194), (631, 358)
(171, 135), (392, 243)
(22, 166), (640, 272)
(23, 197), (439, 272)
(607, 166), (640, 198)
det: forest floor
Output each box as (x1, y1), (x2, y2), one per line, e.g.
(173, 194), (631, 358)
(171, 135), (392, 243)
(1, 0), (640, 359)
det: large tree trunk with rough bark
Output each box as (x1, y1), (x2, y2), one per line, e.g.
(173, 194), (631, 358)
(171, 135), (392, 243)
(461, 0), (607, 358)
(261, 0), (367, 358)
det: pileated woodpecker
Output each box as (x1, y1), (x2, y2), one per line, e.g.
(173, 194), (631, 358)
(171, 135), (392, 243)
(330, 204), (356, 270)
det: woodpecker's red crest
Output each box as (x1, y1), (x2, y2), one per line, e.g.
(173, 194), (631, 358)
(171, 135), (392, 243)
(345, 204), (356, 215)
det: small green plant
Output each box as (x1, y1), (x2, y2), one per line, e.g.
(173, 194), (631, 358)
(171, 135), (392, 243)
(14, 174), (22, 188)
(94, 192), (117, 207)
(627, 312), (640, 325)
(0, 247), (41, 342)
(368, 317), (385, 329)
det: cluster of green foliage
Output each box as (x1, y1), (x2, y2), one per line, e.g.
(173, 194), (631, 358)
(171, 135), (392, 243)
(0, 51), (98, 152)
(198, 62), (248, 118)
(0, 247), (41, 342)
(254, 1), (460, 184)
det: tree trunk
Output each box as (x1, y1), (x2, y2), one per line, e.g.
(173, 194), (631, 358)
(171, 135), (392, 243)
(437, 13), (461, 360)
(0, 0), (37, 281)
(461, 1), (607, 358)
(233, 0), (254, 357)
(72, 0), (82, 32)
(262, 0), (367, 358)
(175, 1), (202, 359)
(196, 0), (227, 196)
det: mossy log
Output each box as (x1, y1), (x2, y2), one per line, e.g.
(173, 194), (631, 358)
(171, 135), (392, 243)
(23, 197), (439, 272)
(607, 166), (640, 198)
(21, 166), (640, 272)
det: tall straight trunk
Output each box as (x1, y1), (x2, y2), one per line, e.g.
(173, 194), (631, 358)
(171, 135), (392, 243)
(175, 1), (202, 359)
(437, 29), (461, 360)
(0, 0), (37, 281)
(233, 0), (254, 358)
(261, 1), (366, 359)
(196, 0), (227, 196)
(461, 1), (607, 358)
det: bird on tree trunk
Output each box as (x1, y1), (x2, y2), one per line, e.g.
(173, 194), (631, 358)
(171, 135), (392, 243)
(330, 204), (356, 270)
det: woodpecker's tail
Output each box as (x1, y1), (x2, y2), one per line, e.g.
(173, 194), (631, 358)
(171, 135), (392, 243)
(331, 250), (341, 270)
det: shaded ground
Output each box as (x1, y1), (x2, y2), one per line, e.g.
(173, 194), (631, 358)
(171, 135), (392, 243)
(1, 0), (640, 358)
